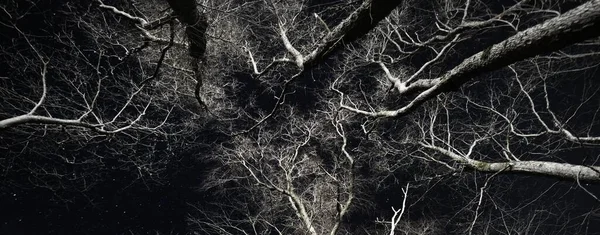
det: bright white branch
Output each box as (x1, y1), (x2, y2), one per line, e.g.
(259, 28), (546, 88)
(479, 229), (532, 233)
(96, 0), (147, 26)
(421, 143), (600, 181)
(342, 0), (600, 118)
(279, 24), (304, 68)
(96, 0), (180, 45)
(389, 183), (410, 235)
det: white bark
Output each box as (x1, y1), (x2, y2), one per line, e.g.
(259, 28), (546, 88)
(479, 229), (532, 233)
(304, 0), (403, 66)
(343, 0), (600, 117)
(0, 115), (97, 130)
(422, 143), (600, 181)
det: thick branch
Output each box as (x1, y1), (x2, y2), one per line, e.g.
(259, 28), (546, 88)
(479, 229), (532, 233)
(344, 0), (600, 117)
(0, 115), (98, 130)
(421, 143), (600, 181)
(304, 0), (403, 66)
(288, 194), (318, 235)
(166, 0), (208, 60)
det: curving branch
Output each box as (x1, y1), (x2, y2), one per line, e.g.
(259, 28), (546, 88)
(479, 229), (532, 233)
(96, 0), (180, 45)
(420, 143), (600, 181)
(341, 0), (600, 117)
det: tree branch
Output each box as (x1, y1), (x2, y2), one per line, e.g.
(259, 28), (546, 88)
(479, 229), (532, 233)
(342, 0), (600, 117)
(421, 143), (600, 181)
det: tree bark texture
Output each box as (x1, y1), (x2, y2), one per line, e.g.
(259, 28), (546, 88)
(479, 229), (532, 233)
(305, 0), (403, 66)
(165, 0), (208, 61)
(380, 0), (600, 117)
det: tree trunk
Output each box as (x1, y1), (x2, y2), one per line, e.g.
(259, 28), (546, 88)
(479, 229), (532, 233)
(165, 0), (208, 61)
(305, 0), (403, 66)
(376, 0), (600, 117)
(422, 144), (600, 181)
(165, 0), (209, 108)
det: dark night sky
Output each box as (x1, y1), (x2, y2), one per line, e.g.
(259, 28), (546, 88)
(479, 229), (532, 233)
(0, 133), (211, 234)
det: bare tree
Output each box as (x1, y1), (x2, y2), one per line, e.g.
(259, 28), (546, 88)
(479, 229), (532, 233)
(190, 0), (600, 234)
(0, 3), (205, 233)
(3, 0), (600, 234)
(194, 107), (354, 234)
